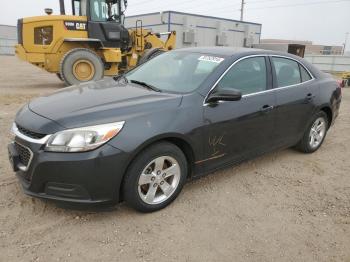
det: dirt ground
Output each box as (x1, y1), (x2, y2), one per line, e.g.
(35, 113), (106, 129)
(0, 56), (349, 262)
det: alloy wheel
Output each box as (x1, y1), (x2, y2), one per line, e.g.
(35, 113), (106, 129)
(138, 156), (181, 205)
(309, 117), (326, 149)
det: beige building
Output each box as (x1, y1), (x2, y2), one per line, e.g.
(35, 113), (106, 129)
(0, 24), (17, 55)
(125, 11), (262, 49)
(260, 39), (343, 55)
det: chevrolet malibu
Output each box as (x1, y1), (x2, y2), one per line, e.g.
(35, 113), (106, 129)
(8, 47), (342, 212)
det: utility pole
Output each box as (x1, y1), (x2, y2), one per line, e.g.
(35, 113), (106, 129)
(344, 32), (349, 55)
(240, 0), (245, 21)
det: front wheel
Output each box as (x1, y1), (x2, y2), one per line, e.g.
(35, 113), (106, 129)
(60, 48), (104, 86)
(123, 142), (188, 213)
(296, 111), (329, 153)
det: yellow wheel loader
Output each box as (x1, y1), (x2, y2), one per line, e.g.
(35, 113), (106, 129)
(15, 0), (176, 86)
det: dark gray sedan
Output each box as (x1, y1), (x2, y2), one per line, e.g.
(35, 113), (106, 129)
(8, 47), (342, 212)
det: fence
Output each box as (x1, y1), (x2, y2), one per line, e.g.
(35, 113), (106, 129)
(0, 37), (17, 55)
(305, 55), (350, 73)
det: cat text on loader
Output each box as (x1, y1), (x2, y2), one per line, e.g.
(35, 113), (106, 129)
(15, 0), (176, 86)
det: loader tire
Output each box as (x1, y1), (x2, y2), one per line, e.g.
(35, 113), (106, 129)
(138, 48), (165, 66)
(60, 48), (104, 86)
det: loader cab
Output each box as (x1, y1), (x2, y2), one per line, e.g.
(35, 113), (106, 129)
(71, 0), (125, 22)
(61, 0), (130, 50)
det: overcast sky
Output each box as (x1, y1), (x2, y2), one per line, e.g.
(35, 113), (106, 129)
(1, 0), (349, 50)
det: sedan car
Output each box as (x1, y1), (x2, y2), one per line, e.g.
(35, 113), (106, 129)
(8, 47), (342, 212)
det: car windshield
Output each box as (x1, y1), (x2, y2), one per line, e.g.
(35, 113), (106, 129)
(125, 51), (225, 93)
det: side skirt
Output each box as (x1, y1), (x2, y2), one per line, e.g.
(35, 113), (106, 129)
(188, 140), (298, 181)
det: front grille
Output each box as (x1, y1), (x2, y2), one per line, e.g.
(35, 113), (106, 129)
(16, 124), (46, 139)
(17, 19), (23, 44)
(15, 142), (32, 167)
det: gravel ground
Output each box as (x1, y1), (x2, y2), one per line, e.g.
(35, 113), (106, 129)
(0, 56), (349, 262)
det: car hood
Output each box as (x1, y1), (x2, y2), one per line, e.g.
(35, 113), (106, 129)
(29, 79), (183, 129)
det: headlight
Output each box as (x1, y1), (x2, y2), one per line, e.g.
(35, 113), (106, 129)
(45, 122), (125, 152)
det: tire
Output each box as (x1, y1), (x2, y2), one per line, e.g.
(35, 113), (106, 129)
(56, 73), (63, 81)
(137, 48), (165, 66)
(123, 142), (188, 213)
(60, 48), (104, 86)
(296, 111), (329, 153)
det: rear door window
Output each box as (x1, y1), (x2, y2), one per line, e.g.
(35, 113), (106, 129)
(272, 57), (301, 87)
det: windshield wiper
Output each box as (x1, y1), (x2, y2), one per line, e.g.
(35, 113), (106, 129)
(130, 80), (162, 92)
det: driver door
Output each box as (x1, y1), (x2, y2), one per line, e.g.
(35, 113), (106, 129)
(200, 56), (277, 171)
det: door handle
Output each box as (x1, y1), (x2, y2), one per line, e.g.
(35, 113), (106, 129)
(305, 93), (316, 101)
(260, 105), (274, 113)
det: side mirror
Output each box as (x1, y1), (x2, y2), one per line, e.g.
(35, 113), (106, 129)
(207, 88), (242, 103)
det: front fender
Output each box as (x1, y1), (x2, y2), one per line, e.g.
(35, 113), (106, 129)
(107, 96), (205, 163)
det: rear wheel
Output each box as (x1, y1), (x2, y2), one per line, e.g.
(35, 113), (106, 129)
(123, 142), (187, 212)
(60, 48), (104, 86)
(296, 111), (329, 153)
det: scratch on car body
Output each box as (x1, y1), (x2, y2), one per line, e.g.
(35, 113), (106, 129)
(209, 134), (226, 156)
(195, 153), (226, 164)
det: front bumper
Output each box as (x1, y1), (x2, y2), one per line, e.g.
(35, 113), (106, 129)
(8, 135), (129, 205)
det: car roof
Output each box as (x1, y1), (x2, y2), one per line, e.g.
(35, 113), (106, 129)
(174, 46), (325, 80)
(172, 46), (326, 78)
(175, 46), (299, 59)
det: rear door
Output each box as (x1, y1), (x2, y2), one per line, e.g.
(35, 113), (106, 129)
(200, 56), (277, 171)
(271, 56), (318, 147)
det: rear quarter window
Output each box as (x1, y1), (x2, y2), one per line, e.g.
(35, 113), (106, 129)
(300, 65), (312, 82)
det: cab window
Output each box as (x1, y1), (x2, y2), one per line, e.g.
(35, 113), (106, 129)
(90, 0), (120, 22)
(217, 56), (267, 95)
(73, 1), (80, 15)
(73, 0), (87, 16)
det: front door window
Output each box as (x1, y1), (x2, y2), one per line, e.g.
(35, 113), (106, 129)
(217, 56), (267, 95)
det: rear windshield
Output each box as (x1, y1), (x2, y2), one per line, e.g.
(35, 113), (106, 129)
(125, 51), (225, 93)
